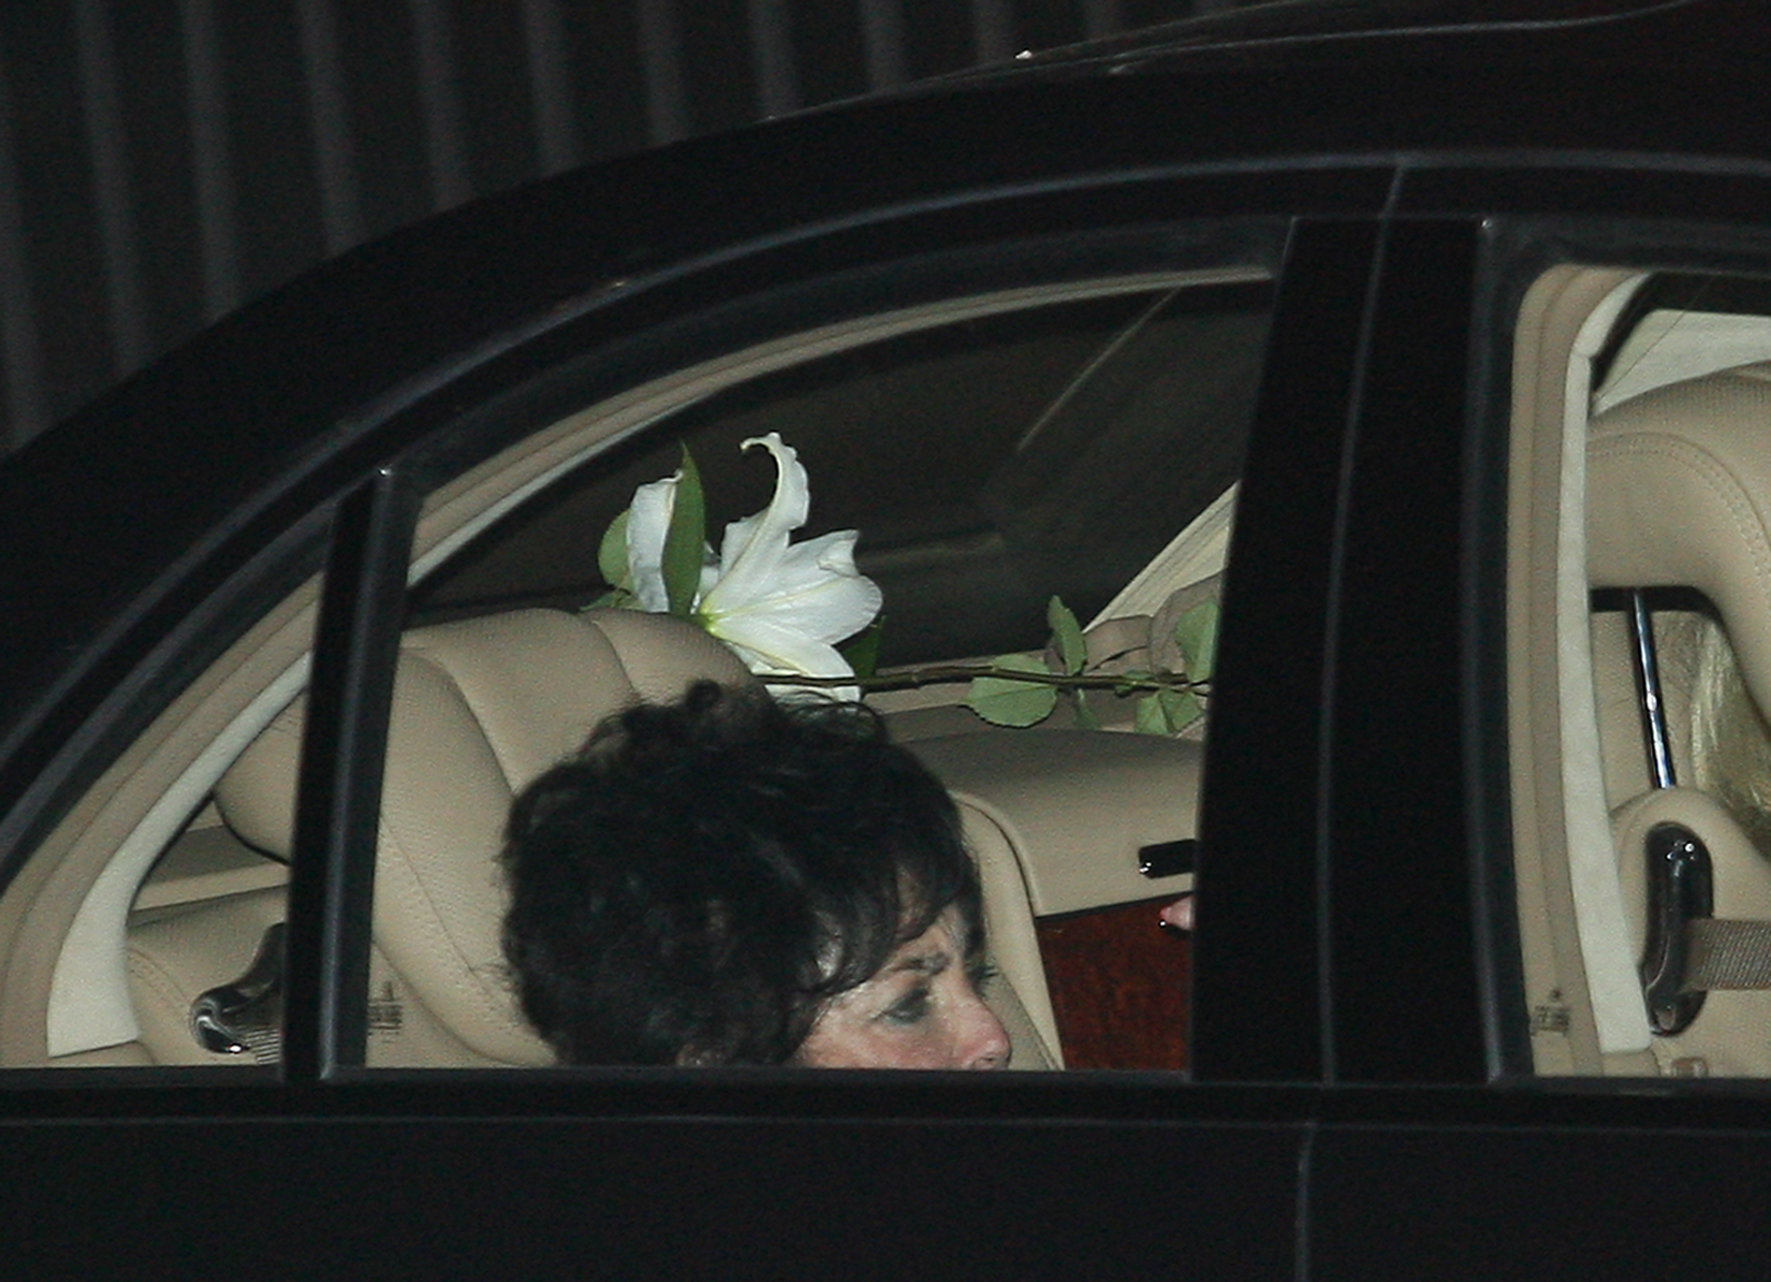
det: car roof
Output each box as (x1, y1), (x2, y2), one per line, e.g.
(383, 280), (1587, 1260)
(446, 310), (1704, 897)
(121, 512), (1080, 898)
(932, 0), (1724, 78)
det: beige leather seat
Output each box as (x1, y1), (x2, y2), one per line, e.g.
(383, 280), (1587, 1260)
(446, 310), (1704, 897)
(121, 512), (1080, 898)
(1589, 362), (1771, 1074)
(191, 607), (1059, 1068)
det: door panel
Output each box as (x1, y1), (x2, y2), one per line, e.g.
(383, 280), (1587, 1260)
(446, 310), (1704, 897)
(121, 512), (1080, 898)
(1, 1095), (1310, 1275)
(1312, 1107), (1771, 1280)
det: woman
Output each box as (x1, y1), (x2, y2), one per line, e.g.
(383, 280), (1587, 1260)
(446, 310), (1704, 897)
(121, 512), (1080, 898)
(500, 680), (1010, 1069)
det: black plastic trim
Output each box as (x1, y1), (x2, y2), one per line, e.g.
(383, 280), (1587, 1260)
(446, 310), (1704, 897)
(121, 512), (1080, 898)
(282, 468), (422, 1082)
(1325, 218), (1487, 1083)
(1190, 218), (1381, 1084)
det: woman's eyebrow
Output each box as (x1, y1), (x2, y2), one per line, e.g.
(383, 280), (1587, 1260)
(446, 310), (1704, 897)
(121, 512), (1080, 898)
(890, 950), (950, 977)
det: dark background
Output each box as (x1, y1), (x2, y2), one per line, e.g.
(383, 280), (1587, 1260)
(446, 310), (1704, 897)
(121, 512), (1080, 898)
(0, 0), (1247, 452)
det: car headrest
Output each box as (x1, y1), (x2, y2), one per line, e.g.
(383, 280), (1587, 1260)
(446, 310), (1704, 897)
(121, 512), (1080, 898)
(214, 607), (754, 1063)
(216, 607), (755, 859)
(1588, 363), (1771, 719)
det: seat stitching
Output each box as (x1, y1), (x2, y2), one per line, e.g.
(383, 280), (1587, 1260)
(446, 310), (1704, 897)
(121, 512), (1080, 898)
(1598, 433), (1771, 624)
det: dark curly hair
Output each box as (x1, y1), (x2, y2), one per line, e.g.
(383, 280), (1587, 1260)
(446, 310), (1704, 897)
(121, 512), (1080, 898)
(500, 681), (982, 1066)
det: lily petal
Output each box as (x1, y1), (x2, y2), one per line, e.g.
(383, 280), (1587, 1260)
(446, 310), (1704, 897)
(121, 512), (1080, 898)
(704, 530), (881, 646)
(625, 471), (680, 614)
(711, 613), (863, 701)
(702, 433), (812, 613)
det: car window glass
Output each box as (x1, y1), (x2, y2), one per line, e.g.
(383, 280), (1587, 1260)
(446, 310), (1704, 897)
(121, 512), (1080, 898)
(7, 260), (1273, 1077)
(0, 585), (320, 1069)
(1512, 265), (1771, 1079)
(358, 270), (1270, 1074)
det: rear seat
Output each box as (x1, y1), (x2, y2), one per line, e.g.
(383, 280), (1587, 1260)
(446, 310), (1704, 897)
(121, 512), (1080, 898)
(131, 607), (1097, 1069)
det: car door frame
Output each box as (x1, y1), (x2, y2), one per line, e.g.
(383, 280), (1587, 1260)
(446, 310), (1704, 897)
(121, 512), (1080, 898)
(0, 162), (1403, 1274)
(1306, 161), (1771, 1280)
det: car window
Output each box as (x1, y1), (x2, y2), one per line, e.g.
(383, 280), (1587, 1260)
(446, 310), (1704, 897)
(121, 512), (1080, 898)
(389, 269), (1266, 1074)
(80, 257), (1274, 1077)
(1510, 261), (1771, 1079)
(0, 583), (322, 1068)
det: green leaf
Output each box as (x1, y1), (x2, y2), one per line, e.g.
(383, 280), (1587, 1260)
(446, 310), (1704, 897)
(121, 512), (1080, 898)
(1070, 691), (1101, 731)
(1134, 693), (1170, 736)
(661, 445), (706, 619)
(1048, 596), (1087, 675)
(839, 618), (885, 681)
(1172, 598), (1220, 682)
(597, 508), (633, 591)
(583, 587), (635, 612)
(966, 654), (1059, 727)
(1134, 687), (1205, 736)
(1160, 687), (1205, 732)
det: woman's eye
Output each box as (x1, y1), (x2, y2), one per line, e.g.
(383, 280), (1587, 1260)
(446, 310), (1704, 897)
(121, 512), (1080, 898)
(882, 987), (931, 1025)
(968, 960), (999, 995)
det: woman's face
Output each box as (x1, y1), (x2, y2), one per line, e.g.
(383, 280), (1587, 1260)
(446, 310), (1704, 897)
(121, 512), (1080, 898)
(794, 907), (1010, 1070)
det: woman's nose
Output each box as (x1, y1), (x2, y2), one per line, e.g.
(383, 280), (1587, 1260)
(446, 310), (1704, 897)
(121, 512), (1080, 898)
(960, 997), (1011, 1071)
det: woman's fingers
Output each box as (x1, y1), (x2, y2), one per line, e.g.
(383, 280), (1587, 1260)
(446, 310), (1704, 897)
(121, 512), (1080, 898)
(1158, 895), (1193, 932)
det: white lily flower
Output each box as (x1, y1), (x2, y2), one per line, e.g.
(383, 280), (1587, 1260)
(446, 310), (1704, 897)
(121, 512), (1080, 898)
(624, 432), (882, 698)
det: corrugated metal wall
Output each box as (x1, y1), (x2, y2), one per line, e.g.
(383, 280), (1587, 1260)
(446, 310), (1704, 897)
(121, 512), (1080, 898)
(0, 1), (1234, 451)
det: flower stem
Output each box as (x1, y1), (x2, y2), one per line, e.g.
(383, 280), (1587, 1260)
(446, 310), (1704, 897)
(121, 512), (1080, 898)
(767, 665), (1209, 696)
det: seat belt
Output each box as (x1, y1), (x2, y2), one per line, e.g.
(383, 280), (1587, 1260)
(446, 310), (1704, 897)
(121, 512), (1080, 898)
(1683, 918), (1771, 991)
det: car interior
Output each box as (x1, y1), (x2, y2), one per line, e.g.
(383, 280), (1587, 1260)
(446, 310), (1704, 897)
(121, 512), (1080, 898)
(0, 268), (1266, 1072)
(1512, 264), (1771, 1079)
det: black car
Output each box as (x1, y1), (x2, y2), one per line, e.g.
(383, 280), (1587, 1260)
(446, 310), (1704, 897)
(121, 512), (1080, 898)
(9, 0), (1771, 1274)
